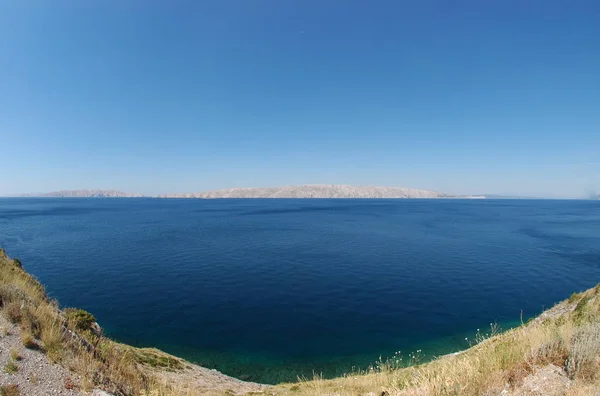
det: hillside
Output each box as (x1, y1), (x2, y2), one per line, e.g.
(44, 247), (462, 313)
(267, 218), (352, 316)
(160, 184), (449, 199)
(1, 249), (599, 395)
(0, 249), (265, 396)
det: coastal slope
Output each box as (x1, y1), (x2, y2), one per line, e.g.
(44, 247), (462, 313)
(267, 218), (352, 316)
(1, 248), (599, 395)
(161, 184), (448, 199)
(0, 249), (265, 396)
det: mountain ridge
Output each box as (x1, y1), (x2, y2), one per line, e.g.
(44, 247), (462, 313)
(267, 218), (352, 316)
(160, 184), (450, 199)
(19, 189), (145, 198)
(10, 185), (489, 199)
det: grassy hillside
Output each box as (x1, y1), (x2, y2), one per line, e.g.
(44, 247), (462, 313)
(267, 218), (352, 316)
(1, 248), (599, 395)
(273, 286), (600, 395)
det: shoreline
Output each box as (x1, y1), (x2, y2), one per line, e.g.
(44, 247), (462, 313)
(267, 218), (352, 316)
(0, 248), (267, 395)
(1, 247), (599, 395)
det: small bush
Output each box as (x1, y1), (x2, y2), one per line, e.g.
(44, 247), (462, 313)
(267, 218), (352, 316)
(134, 350), (184, 371)
(573, 296), (594, 325)
(567, 322), (600, 380)
(12, 258), (22, 268)
(574, 296), (591, 314)
(64, 308), (96, 332)
(4, 361), (18, 374)
(9, 348), (22, 361)
(41, 322), (64, 363)
(20, 306), (41, 338)
(43, 336), (64, 363)
(20, 330), (37, 349)
(568, 292), (581, 303)
(530, 338), (569, 367)
(0, 384), (20, 396)
(3, 302), (23, 324)
(0, 285), (30, 308)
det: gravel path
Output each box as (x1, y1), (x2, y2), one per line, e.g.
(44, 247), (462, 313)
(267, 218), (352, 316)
(0, 314), (85, 396)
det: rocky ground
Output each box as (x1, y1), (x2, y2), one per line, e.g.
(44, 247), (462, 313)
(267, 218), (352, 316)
(150, 363), (269, 395)
(0, 311), (266, 396)
(0, 314), (85, 395)
(500, 364), (573, 396)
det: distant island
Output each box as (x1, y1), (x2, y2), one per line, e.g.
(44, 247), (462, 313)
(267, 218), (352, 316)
(20, 189), (145, 198)
(160, 184), (454, 199)
(162, 185), (488, 199)
(14, 185), (489, 199)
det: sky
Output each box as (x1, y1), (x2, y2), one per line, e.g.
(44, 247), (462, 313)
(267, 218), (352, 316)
(1, 1), (599, 198)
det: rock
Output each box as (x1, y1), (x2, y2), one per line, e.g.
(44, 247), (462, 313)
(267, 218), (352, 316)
(90, 322), (103, 338)
(92, 390), (114, 396)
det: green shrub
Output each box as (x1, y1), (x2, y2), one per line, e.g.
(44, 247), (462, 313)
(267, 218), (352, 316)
(4, 361), (18, 374)
(568, 292), (581, 303)
(64, 308), (96, 331)
(134, 350), (184, 371)
(12, 259), (22, 268)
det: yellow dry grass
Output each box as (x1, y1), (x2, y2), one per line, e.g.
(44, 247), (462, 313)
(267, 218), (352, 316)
(272, 285), (600, 395)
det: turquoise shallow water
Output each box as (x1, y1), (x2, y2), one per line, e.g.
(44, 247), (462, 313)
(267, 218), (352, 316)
(1, 198), (599, 383)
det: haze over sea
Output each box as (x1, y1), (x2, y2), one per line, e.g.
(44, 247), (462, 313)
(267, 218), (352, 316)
(1, 198), (599, 383)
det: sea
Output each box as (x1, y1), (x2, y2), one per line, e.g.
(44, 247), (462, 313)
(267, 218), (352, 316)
(0, 198), (599, 383)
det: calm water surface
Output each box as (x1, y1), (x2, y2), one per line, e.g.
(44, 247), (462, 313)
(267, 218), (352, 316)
(1, 198), (599, 382)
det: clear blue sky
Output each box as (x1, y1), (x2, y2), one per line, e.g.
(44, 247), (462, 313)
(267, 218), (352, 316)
(1, 1), (599, 197)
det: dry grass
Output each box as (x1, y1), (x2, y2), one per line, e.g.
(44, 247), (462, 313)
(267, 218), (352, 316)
(566, 321), (600, 380)
(9, 347), (22, 361)
(0, 384), (20, 396)
(271, 286), (600, 395)
(29, 373), (39, 385)
(20, 329), (36, 348)
(4, 360), (19, 374)
(3, 302), (23, 324)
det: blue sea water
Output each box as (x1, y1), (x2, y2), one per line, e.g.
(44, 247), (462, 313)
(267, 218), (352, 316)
(1, 198), (599, 383)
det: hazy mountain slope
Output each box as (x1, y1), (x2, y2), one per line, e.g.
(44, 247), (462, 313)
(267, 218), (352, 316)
(23, 189), (145, 198)
(161, 184), (447, 199)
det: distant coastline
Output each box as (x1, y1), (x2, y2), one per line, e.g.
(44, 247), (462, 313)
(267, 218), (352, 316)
(9, 186), (597, 200)
(9, 185), (487, 199)
(16, 189), (145, 198)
